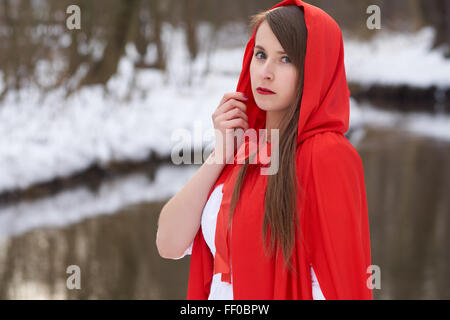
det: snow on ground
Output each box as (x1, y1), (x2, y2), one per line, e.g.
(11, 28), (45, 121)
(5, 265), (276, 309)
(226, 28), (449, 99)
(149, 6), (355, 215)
(0, 23), (240, 193)
(0, 22), (449, 194)
(344, 27), (450, 88)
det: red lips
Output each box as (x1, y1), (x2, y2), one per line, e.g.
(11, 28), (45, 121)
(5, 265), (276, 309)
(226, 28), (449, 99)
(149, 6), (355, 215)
(256, 87), (275, 95)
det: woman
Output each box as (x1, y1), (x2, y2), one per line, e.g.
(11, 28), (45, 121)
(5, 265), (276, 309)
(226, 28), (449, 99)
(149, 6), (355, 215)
(157, 0), (373, 300)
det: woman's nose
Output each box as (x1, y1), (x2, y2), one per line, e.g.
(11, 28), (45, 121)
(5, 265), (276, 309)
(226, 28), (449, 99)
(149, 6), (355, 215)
(261, 62), (274, 80)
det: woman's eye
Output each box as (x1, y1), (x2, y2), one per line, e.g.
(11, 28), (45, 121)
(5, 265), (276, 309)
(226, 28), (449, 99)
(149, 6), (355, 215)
(255, 51), (264, 59)
(255, 51), (291, 64)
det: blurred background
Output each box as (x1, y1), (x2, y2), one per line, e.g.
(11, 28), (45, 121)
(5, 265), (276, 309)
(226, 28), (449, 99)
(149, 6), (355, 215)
(0, 0), (449, 299)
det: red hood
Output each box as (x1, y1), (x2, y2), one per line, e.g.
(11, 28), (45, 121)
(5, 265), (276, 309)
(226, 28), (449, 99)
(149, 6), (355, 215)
(187, 0), (372, 300)
(236, 0), (351, 149)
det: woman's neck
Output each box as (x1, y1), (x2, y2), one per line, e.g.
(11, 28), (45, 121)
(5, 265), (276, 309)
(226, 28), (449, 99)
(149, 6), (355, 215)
(265, 110), (285, 143)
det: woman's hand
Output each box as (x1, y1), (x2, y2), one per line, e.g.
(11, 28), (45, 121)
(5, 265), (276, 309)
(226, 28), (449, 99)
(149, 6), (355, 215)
(211, 92), (249, 164)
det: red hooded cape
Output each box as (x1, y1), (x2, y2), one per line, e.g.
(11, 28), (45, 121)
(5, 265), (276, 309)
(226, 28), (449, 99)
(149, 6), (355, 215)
(187, 0), (373, 300)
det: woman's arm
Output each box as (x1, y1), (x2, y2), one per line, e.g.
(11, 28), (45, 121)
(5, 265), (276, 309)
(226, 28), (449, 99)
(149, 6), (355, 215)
(157, 91), (249, 259)
(156, 150), (225, 259)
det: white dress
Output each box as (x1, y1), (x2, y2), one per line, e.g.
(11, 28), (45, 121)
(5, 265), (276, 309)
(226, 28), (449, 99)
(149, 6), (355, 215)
(171, 184), (325, 300)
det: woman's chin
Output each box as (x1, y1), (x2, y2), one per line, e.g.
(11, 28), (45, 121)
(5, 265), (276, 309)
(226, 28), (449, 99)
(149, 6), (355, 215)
(256, 104), (276, 112)
(255, 101), (270, 110)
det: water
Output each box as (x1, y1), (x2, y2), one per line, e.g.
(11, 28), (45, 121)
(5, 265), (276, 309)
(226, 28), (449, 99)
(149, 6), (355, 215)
(358, 127), (450, 299)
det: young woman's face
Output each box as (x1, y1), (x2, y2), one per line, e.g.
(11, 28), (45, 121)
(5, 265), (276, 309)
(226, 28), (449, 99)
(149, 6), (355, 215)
(250, 20), (298, 114)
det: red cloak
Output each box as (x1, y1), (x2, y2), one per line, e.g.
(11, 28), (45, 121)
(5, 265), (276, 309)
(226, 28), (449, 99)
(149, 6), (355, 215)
(187, 0), (373, 300)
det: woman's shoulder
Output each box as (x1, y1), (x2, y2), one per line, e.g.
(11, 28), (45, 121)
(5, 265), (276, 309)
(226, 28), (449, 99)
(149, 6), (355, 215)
(296, 131), (363, 171)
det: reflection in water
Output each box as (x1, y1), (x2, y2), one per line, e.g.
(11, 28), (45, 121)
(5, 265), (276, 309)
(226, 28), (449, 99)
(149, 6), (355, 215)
(358, 127), (450, 299)
(0, 201), (191, 299)
(0, 128), (449, 299)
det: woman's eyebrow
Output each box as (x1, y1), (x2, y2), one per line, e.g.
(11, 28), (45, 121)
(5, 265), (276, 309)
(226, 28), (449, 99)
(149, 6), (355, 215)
(254, 44), (286, 54)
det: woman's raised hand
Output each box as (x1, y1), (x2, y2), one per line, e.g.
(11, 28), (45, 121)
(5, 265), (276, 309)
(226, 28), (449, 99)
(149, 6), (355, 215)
(211, 92), (249, 164)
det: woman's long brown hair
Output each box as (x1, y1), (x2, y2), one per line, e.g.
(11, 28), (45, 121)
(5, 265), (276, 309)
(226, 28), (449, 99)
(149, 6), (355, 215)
(228, 5), (307, 275)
